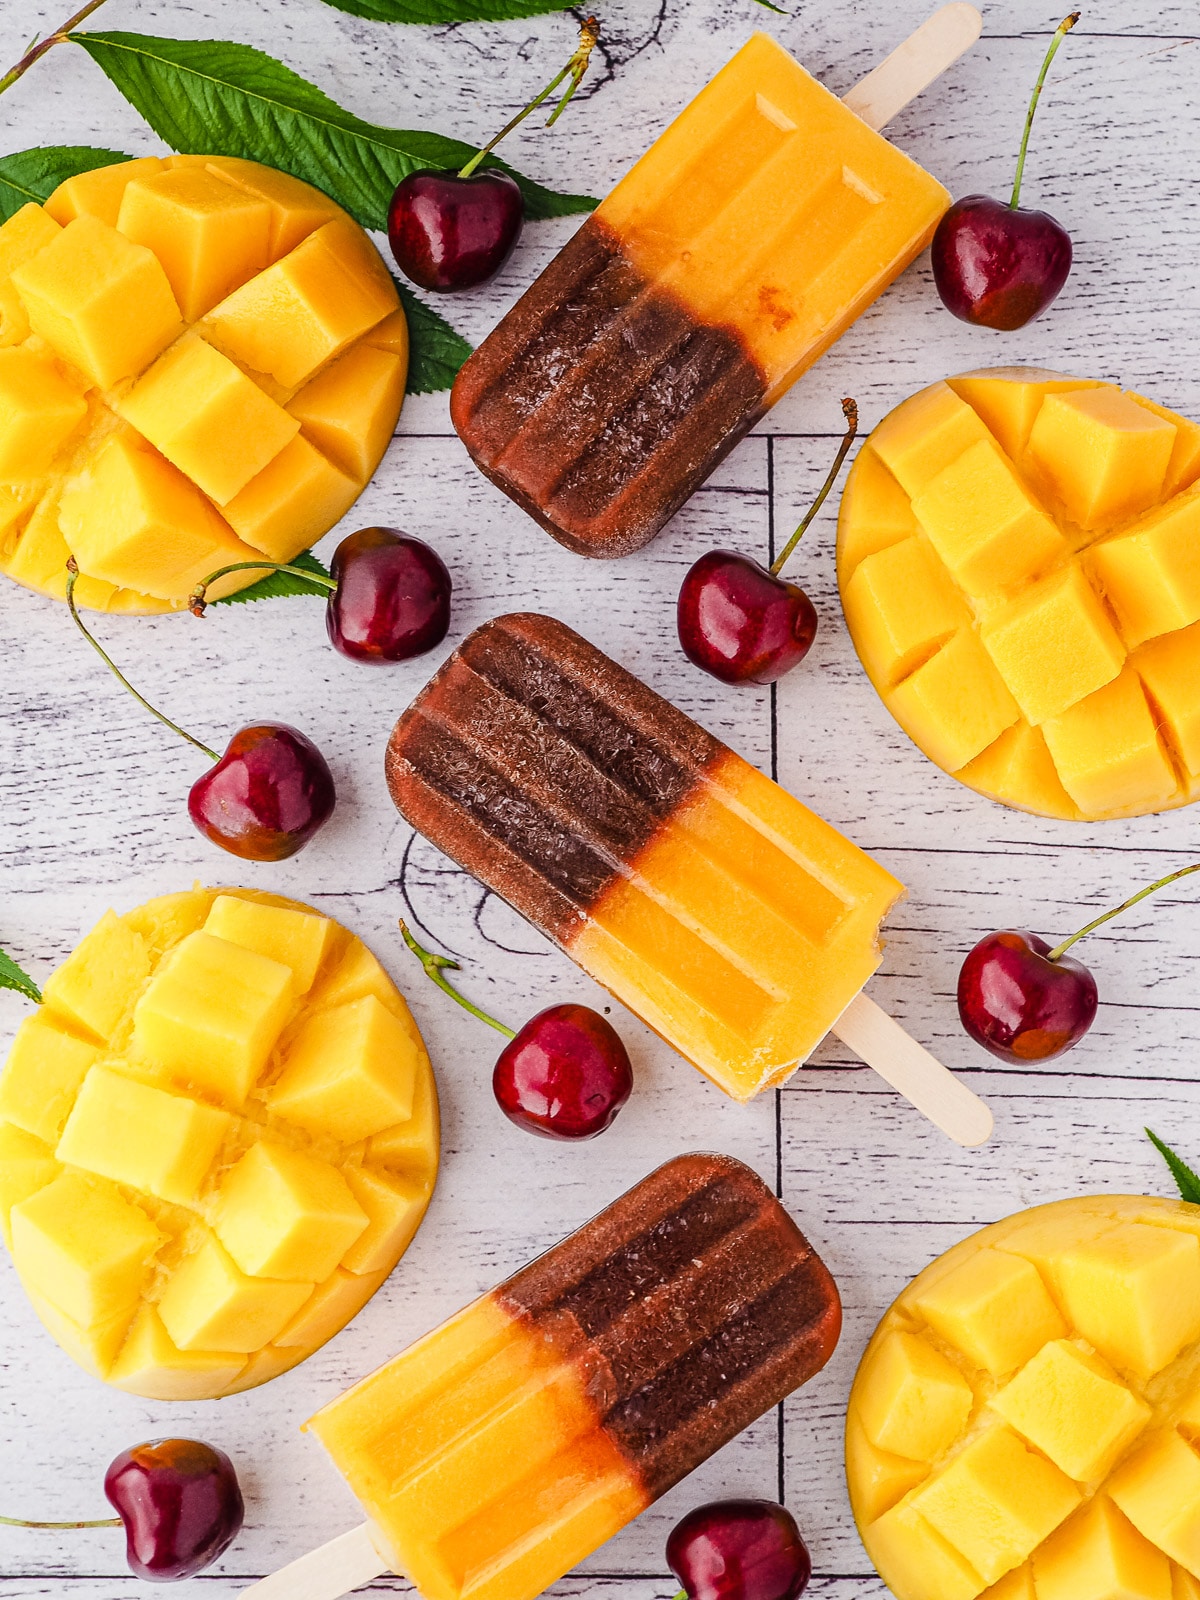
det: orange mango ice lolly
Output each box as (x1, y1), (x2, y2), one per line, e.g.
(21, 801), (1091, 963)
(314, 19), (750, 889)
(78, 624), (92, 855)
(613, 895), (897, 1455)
(306, 1154), (840, 1600)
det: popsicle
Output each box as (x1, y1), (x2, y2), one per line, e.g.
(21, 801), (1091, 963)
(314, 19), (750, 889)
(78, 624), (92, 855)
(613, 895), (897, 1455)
(451, 6), (981, 558)
(242, 1152), (841, 1600)
(385, 613), (991, 1147)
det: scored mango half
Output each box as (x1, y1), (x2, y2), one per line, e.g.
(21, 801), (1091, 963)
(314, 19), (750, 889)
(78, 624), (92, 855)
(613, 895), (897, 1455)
(0, 888), (438, 1400)
(837, 369), (1200, 821)
(847, 1194), (1200, 1600)
(0, 155), (408, 612)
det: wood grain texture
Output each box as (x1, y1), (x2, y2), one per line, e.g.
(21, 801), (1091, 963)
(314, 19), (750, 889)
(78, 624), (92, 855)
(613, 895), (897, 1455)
(2, 0), (1198, 1595)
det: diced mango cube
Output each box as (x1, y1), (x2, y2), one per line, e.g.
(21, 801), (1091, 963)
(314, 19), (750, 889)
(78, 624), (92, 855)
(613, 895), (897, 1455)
(979, 565), (1126, 725)
(1042, 670), (1179, 816)
(367, 307), (410, 360)
(836, 446), (921, 576)
(846, 1412), (930, 1524)
(132, 930), (294, 1107)
(1130, 392), (1200, 498)
(312, 939), (415, 1024)
(108, 1305), (247, 1401)
(1175, 1564), (1200, 1600)
(118, 335), (298, 505)
(219, 1343), (303, 1396)
(957, 722), (1079, 820)
(946, 370), (1104, 461)
(869, 382), (992, 499)
(117, 167), (272, 321)
(274, 1264), (388, 1350)
(0, 203), (63, 346)
(1055, 1224), (1200, 1379)
(911, 1426), (1082, 1586)
(25, 1287), (136, 1380)
(214, 1142), (367, 1282)
(189, 156), (343, 259)
(1110, 1431), (1200, 1577)
(0, 487), (117, 609)
(367, 1064), (439, 1171)
(157, 1236), (313, 1353)
(1029, 388), (1176, 528)
(991, 1340), (1151, 1481)
(11, 215), (182, 387)
(0, 1016), (99, 1144)
(203, 895), (336, 995)
(10, 1170), (160, 1326)
(222, 433), (359, 561)
(887, 629), (1021, 771)
(853, 1329), (974, 1460)
(41, 906), (150, 1040)
(867, 1498), (986, 1600)
(287, 343), (404, 481)
(842, 536), (971, 687)
(56, 1065), (232, 1204)
(44, 158), (167, 228)
(978, 1565), (1035, 1600)
(0, 345), (87, 478)
(1135, 622), (1200, 780)
(203, 218), (396, 388)
(0, 1123), (59, 1246)
(1034, 1497), (1172, 1600)
(1088, 489), (1200, 649)
(911, 438), (1065, 600)
(340, 1166), (429, 1274)
(912, 1249), (1066, 1377)
(269, 995), (419, 1142)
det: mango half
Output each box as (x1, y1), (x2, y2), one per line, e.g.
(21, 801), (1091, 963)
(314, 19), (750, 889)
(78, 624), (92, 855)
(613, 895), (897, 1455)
(0, 156), (407, 612)
(847, 1194), (1200, 1600)
(0, 887), (438, 1399)
(837, 369), (1200, 820)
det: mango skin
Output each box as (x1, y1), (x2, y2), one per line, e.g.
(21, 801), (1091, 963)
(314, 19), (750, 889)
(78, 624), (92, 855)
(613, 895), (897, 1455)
(837, 368), (1200, 821)
(0, 887), (438, 1399)
(846, 1194), (1200, 1600)
(0, 156), (406, 612)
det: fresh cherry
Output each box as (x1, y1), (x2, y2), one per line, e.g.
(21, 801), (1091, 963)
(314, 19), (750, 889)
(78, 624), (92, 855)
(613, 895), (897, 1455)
(105, 1439), (244, 1583)
(401, 921), (633, 1139)
(327, 527), (452, 662)
(188, 722), (336, 862)
(958, 860), (1200, 1063)
(667, 1500), (811, 1600)
(932, 13), (1078, 330)
(387, 18), (599, 294)
(679, 400), (856, 685)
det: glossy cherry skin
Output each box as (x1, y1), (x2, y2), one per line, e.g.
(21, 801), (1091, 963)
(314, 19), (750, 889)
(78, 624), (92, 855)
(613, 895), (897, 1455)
(932, 194), (1072, 330)
(492, 1003), (633, 1140)
(958, 929), (1099, 1063)
(387, 168), (524, 292)
(678, 551), (818, 685)
(104, 1439), (244, 1583)
(668, 1500), (812, 1600)
(188, 723), (336, 861)
(327, 528), (452, 663)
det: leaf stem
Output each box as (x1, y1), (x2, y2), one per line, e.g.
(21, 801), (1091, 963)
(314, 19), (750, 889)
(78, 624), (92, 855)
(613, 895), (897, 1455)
(190, 562), (336, 615)
(399, 921), (515, 1039)
(0, 1514), (122, 1530)
(770, 398), (858, 577)
(0, 0), (109, 97)
(65, 561), (219, 762)
(458, 16), (600, 180)
(1010, 12), (1080, 210)
(1048, 861), (1200, 963)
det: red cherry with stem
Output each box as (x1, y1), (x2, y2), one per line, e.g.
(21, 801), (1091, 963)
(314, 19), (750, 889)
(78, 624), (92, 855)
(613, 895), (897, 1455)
(400, 921), (633, 1139)
(678, 399), (857, 685)
(667, 1501), (812, 1600)
(958, 860), (1200, 1063)
(66, 561), (336, 862)
(387, 18), (600, 294)
(932, 13), (1078, 330)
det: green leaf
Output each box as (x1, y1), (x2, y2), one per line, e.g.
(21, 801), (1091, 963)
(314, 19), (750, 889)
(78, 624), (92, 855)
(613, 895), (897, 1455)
(70, 32), (595, 226)
(0, 145), (128, 223)
(317, 0), (569, 19)
(213, 548), (333, 606)
(397, 280), (472, 393)
(1146, 1127), (1200, 1205)
(0, 948), (41, 1004)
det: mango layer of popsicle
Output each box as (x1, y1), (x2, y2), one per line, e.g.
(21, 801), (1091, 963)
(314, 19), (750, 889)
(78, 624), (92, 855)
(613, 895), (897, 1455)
(307, 1153), (841, 1600)
(386, 613), (902, 1100)
(451, 32), (951, 558)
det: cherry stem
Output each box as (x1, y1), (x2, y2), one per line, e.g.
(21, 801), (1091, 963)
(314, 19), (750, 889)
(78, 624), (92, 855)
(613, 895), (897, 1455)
(65, 561), (220, 763)
(189, 561), (336, 615)
(1048, 860), (1200, 963)
(770, 397), (858, 577)
(0, 1514), (122, 1530)
(1010, 12), (1079, 211)
(399, 921), (516, 1039)
(457, 16), (601, 180)
(0, 0), (109, 97)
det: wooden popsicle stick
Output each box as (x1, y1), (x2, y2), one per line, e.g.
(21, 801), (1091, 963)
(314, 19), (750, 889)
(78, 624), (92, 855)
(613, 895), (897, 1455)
(842, 2), (983, 131)
(832, 992), (993, 1148)
(237, 1523), (385, 1599)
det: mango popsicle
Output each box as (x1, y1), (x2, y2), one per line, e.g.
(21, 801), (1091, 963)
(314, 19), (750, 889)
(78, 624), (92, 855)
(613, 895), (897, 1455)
(386, 614), (992, 1146)
(245, 1153), (840, 1600)
(451, 9), (979, 558)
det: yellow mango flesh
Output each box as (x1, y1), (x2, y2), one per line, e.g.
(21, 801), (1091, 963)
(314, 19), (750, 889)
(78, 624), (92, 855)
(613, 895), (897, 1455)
(847, 1195), (1200, 1600)
(838, 369), (1200, 820)
(0, 157), (404, 612)
(0, 887), (438, 1398)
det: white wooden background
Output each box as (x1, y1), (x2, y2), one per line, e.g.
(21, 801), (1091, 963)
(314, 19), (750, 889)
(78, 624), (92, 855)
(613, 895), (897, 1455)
(2, 0), (1199, 1594)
